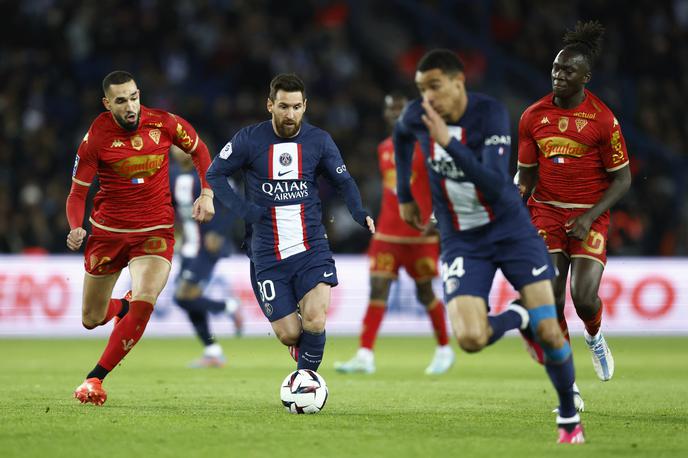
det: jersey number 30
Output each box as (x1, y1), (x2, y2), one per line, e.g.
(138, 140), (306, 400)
(257, 280), (276, 302)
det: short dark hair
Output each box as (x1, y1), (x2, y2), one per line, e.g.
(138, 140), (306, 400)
(102, 71), (135, 95)
(562, 20), (605, 69)
(417, 49), (465, 75)
(269, 73), (306, 101)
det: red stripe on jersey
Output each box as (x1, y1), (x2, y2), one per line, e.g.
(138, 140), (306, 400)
(300, 203), (310, 250)
(475, 189), (495, 221)
(268, 144), (275, 179)
(440, 178), (460, 230)
(270, 206), (281, 260)
(297, 143), (303, 180)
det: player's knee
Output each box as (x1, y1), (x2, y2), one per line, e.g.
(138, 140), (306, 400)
(537, 322), (565, 349)
(275, 328), (300, 346)
(82, 309), (106, 329)
(302, 314), (326, 334)
(456, 331), (487, 353)
(416, 287), (435, 307)
(570, 287), (597, 309)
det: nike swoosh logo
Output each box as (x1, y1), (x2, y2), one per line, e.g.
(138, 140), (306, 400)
(323, 272), (334, 278)
(304, 352), (319, 358)
(532, 265), (548, 276)
(277, 170), (292, 177)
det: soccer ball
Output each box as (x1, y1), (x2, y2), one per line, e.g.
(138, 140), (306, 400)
(280, 369), (328, 414)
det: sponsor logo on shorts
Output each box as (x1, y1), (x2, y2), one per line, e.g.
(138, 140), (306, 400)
(263, 302), (273, 317)
(531, 264), (548, 276)
(143, 236), (168, 254)
(445, 277), (459, 295)
(323, 271), (334, 278)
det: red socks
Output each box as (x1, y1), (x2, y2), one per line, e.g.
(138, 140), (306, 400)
(360, 301), (386, 350)
(102, 298), (124, 325)
(583, 305), (603, 337)
(426, 299), (449, 346)
(98, 300), (154, 371)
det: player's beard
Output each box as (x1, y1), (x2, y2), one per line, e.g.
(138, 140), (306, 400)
(115, 110), (141, 132)
(275, 118), (301, 138)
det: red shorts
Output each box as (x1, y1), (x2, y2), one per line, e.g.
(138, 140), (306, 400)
(368, 238), (439, 280)
(83, 226), (175, 276)
(528, 201), (609, 266)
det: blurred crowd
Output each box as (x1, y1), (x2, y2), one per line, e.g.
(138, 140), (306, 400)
(0, 0), (686, 255)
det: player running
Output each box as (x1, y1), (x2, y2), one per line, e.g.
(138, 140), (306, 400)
(67, 71), (215, 405)
(170, 146), (243, 368)
(517, 21), (631, 383)
(207, 73), (375, 372)
(334, 93), (453, 375)
(395, 49), (584, 443)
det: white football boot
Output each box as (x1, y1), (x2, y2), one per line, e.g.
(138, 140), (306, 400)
(334, 348), (375, 374)
(425, 345), (455, 375)
(584, 329), (615, 381)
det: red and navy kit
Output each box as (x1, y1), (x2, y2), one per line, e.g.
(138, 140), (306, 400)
(369, 137), (439, 280)
(67, 105), (211, 274)
(394, 94), (554, 302)
(518, 89), (630, 264)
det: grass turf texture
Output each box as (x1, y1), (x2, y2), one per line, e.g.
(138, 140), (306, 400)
(0, 336), (686, 458)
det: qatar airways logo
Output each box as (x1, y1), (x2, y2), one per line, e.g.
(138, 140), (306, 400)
(261, 181), (309, 201)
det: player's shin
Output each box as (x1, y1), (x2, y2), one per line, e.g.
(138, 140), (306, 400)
(360, 301), (386, 350)
(529, 305), (577, 421)
(96, 300), (155, 375)
(426, 299), (449, 346)
(298, 330), (326, 371)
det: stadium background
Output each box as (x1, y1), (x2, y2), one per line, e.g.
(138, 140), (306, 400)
(0, 0), (687, 337)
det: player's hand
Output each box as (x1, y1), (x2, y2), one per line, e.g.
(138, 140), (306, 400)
(365, 216), (376, 234)
(420, 99), (450, 148)
(399, 201), (423, 231)
(565, 213), (594, 240)
(193, 191), (215, 223)
(66, 228), (87, 251)
(421, 219), (439, 236)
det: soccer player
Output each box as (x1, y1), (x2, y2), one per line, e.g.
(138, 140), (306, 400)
(170, 146), (243, 368)
(518, 21), (631, 383)
(395, 49), (584, 443)
(206, 73), (375, 372)
(334, 94), (454, 375)
(66, 71), (215, 405)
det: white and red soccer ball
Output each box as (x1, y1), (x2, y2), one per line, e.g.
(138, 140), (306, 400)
(280, 369), (328, 414)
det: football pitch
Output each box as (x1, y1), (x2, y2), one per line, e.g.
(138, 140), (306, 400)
(1, 336), (686, 458)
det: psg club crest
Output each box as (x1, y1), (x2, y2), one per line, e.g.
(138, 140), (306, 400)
(279, 152), (292, 166)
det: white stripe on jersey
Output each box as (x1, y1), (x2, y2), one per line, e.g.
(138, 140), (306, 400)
(433, 126), (493, 230)
(174, 174), (201, 257)
(444, 180), (491, 230)
(272, 203), (307, 260)
(270, 142), (301, 180)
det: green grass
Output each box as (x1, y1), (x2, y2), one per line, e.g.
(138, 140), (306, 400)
(0, 336), (686, 458)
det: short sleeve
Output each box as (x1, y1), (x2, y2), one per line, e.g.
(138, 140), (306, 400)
(601, 115), (629, 172)
(517, 110), (538, 167)
(72, 128), (98, 186)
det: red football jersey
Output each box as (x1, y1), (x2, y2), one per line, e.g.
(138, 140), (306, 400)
(518, 89), (629, 207)
(375, 137), (434, 241)
(72, 105), (204, 231)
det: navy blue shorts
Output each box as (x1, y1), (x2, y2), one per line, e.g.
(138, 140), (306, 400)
(441, 216), (554, 305)
(251, 248), (338, 322)
(177, 251), (219, 288)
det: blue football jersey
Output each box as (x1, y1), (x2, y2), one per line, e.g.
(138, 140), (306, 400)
(394, 93), (524, 243)
(207, 120), (368, 266)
